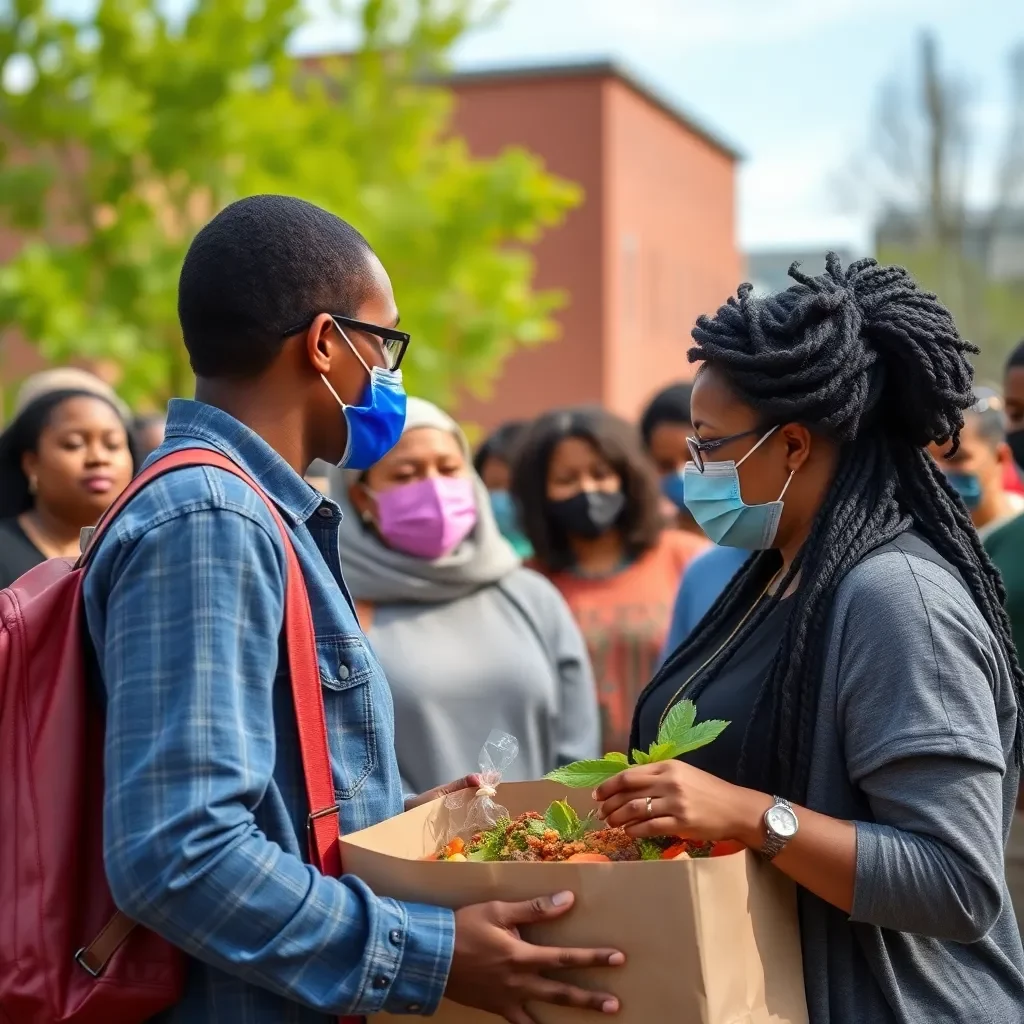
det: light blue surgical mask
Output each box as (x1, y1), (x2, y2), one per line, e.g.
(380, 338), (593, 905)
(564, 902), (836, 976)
(682, 427), (795, 550)
(489, 489), (533, 558)
(489, 489), (523, 538)
(321, 325), (407, 471)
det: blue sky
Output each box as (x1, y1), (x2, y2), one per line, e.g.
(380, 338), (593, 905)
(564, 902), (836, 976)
(41, 0), (1024, 255)
(299, 0), (1024, 256)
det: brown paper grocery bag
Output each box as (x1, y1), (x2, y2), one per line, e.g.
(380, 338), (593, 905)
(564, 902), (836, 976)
(341, 781), (807, 1024)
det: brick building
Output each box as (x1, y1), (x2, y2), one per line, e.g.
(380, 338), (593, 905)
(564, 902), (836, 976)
(447, 61), (742, 432)
(1, 60), (742, 427)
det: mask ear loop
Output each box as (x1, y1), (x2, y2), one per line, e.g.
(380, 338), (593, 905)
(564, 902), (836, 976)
(735, 425), (780, 468)
(777, 469), (796, 502)
(735, 425), (797, 502)
(320, 322), (371, 410)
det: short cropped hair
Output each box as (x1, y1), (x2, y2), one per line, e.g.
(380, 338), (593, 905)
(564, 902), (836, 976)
(178, 194), (374, 379)
(639, 382), (693, 448)
(472, 420), (530, 476)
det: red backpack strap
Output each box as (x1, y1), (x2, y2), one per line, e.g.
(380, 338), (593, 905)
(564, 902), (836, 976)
(85, 448), (341, 873)
(82, 450), (359, 1020)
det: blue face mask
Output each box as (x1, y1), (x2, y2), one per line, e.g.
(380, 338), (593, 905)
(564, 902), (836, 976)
(945, 470), (982, 510)
(489, 489), (519, 536)
(682, 427), (795, 550)
(322, 326), (407, 471)
(661, 470), (687, 511)
(489, 489), (533, 558)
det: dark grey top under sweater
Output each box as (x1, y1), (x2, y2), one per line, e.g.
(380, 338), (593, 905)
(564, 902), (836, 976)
(801, 534), (1024, 1022)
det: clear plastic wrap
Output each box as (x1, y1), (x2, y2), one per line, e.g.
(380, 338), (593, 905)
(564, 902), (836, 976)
(441, 729), (519, 847)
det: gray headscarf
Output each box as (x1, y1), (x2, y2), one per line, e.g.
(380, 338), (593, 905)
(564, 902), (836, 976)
(332, 396), (520, 603)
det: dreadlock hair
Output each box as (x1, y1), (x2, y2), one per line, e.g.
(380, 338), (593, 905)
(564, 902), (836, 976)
(638, 253), (1024, 803)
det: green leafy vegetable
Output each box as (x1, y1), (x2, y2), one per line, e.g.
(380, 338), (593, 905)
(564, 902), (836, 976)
(545, 759), (627, 788)
(646, 742), (677, 761)
(545, 800), (580, 837)
(468, 816), (512, 861)
(545, 699), (730, 788)
(637, 838), (665, 861)
(543, 800), (600, 841)
(658, 700), (696, 743)
(663, 719), (730, 757)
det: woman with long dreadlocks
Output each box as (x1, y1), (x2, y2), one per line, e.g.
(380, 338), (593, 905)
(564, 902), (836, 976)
(594, 255), (1024, 1021)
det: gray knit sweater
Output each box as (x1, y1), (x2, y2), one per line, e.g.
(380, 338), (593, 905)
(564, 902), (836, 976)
(801, 533), (1024, 1022)
(363, 567), (601, 797)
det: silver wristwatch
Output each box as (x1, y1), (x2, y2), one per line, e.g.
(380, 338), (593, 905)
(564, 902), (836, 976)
(762, 797), (799, 860)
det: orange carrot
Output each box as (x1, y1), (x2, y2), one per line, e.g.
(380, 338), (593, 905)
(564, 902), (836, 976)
(443, 837), (465, 858)
(565, 852), (611, 862)
(661, 842), (690, 860)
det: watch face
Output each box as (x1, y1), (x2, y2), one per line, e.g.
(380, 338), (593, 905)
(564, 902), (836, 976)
(766, 804), (798, 838)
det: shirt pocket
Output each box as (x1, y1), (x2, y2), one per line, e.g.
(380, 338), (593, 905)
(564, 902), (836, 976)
(317, 635), (378, 800)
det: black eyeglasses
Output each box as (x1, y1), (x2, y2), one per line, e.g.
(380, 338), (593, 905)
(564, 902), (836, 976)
(282, 314), (411, 372)
(686, 429), (760, 474)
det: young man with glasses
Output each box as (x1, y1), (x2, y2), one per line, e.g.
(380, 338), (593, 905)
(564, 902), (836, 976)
(82, 195), (622, 1024)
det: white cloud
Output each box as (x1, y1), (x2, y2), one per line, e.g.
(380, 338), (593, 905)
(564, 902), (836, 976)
(737, 133), (875, 251)
(295, 0), (1014, 251)
(451, 0), (965, 64)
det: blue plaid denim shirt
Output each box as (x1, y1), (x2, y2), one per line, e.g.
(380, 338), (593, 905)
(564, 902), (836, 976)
(83, 399), (455, 1023)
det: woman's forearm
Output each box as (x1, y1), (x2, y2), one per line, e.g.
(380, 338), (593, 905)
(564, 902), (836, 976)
(732, 790), (857, 913)
(598, 754), (1005, 937)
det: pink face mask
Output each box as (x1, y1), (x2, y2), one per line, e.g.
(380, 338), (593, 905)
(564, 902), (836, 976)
(373, 476), (478, 560)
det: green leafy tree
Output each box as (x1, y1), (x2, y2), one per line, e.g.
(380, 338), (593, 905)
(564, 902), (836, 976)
(0, 0), (580, 409)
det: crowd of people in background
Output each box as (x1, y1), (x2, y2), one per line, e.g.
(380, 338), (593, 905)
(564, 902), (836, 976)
(332, 395), (600, 795)
(4, 311), (1024, 811)
(4, 194), (1024, 1021)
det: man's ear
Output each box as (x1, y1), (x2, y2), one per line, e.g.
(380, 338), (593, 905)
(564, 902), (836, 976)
(305, 314), (337, 376)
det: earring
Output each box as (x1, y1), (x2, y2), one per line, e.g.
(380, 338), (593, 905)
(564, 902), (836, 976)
(360, 509), (373, 524)
(27, 474), (38, 496)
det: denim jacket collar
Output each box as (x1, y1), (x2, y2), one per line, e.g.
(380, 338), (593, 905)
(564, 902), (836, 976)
(161, 398), (336, 526)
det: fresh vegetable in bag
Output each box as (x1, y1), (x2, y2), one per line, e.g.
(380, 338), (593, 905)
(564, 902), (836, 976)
(433, 701), (734, 862)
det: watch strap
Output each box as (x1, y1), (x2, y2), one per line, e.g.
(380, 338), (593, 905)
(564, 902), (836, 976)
(761, 796), (795, 860)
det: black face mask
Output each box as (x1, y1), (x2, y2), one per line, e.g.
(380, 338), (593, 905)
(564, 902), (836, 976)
(547, 490), (626, 540)
(1009, 429), (1024, 477)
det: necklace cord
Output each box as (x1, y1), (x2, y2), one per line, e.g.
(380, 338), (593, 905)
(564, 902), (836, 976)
(656, 565), (784, 733)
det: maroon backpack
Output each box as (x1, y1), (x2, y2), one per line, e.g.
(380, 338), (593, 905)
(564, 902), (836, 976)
(0, 449), (346, 1023)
